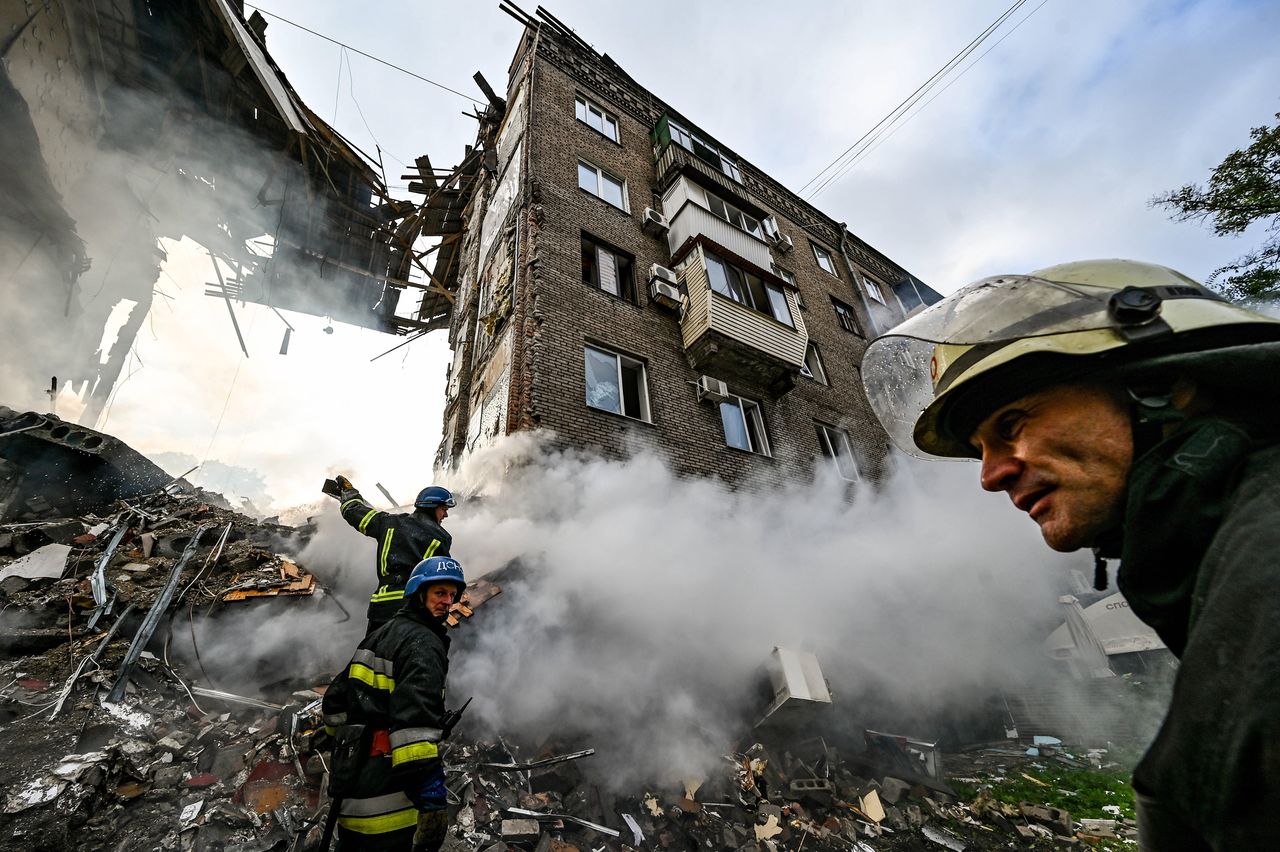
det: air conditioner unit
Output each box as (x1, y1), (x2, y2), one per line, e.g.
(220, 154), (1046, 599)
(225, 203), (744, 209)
(771, 233), (794, 254)
(641, 207), (670, 237)
(649, 279), (682, 310)
(696, 375), (730, 403)
(649, 263), (677, 286)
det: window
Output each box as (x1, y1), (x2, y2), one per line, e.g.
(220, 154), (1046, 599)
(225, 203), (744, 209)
(863, 275), (886, 305)
(584, 344), (650, 421)
(762, 216), (781, 241)
(831, 297), (860, 335)
(705, 251), (793, 327)
(812, 243), (838, 276)
(575, 95), (619, 142)
(774, 267), (805, 309)
(704, 189), (764, 239)
(667, 117), (741, 182)
(581, 234), (635, 301)
(578, 160), (627, 210)
(720, 395), (770, 455)
(816, 423), (859, 481)
(800, 342), (827, 384)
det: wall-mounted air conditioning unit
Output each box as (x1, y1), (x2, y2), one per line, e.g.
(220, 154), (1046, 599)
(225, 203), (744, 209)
(696, 375), (730, 403)
(649, 279), (682, 310)
(641, 207), (670, 237)
(771, 233), (794, 254)
(649, 263), (677, 286)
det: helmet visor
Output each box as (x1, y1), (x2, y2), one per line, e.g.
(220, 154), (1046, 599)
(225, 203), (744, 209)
(863, 275), (1127, 458)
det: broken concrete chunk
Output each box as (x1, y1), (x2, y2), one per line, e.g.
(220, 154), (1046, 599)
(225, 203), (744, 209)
(754, 813), (783, 840)
(153, 765), (185, 787)
(879, 776), (911, 804)
(500, 818), (541, 841)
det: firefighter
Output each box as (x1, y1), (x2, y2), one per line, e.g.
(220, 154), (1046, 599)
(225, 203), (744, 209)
(862, 259), (1280, 850)
(322, 556), (465, 852)
(331, 477), (455, 633)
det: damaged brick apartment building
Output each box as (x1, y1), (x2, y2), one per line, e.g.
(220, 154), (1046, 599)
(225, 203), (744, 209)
(437, 5), (941, 487)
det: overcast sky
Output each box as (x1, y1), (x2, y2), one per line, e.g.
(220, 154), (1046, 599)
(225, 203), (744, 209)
(72, 0), (1280, 510)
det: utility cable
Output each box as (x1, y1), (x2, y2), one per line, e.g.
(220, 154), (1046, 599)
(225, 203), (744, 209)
(799, 0), (1029, 198)
(243, 4), (483, 105)
(830, 0), (1053, 183)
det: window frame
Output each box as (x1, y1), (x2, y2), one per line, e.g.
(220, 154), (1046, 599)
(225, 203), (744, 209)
(574, 94), (620, 143)
(862, 274), (887, 305)
(667, 117), (742, 183)
(831, 296), (861, 335)
(816, 422), (860, 481)
(800, 342), (828, 384)
(705, 251), (793, 327)
(719, 394), (771, 456)
(581, 232), (636, 303)
(811, 242), (838, 277)
(583, 343), (651, 422)
(703, 188), (765, 240)
(577, 159), (629, 211)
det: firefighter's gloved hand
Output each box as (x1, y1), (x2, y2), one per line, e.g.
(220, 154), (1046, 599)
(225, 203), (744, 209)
(412, 809), (449, 852)
(334, 475), (354, 492)
(405, 765), (448, 812)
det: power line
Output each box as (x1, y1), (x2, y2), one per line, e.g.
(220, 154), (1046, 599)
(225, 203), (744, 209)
(829, 0), (1053, 183)
(799, 0), (1034, 199)
(243, 4), (483, 105)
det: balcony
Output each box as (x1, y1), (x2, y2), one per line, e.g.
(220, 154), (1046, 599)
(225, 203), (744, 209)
(677, 242), (808, 397)
(655, 141), (751, 202)
(662, 177), (774, 271)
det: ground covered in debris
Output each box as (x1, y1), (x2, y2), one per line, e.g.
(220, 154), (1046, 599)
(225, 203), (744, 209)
(1, 467), (1142, 850)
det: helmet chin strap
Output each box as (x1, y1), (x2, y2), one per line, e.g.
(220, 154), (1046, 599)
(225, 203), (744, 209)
(1091, 382), (1186, 591)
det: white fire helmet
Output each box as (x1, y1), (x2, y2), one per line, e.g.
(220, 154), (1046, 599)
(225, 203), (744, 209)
(862, 259), (1280, 459)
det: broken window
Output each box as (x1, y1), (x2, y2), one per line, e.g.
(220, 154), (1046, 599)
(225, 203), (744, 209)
(584, 344), (650, 421)
(816, 422), (859, 481)
(863, 274), (887, 305)
(705, 251), (793, 327)
(575, 94), (619, 142)
(577, 160), (627, 210)
(800, 342), (827, 384)
(581, 233), (635, 302)
(812, 242), (838, 276)
(774, 266), (805, 309)
(720, 395), (770, 456)
(831, 297), (861, 335)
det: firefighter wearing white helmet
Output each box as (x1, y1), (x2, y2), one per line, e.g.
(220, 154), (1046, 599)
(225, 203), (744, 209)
(864, 260), (1280, 851)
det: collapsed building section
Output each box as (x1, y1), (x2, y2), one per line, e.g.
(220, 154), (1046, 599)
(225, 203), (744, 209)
(431, 5), (943, 487)
(0, 1), (460, 423)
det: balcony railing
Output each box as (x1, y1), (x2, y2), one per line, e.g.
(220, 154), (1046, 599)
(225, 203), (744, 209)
(655, 142), (756, 203)
(677, 244), (808, 397)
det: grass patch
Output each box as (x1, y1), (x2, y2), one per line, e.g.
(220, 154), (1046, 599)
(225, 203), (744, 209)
(953, 761), (1136, 820)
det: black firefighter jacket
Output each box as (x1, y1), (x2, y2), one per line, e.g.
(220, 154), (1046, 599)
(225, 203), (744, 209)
(322, 603), (451, 838)
(1116, 418), (1280, 849)
(340, 489), (452, 627)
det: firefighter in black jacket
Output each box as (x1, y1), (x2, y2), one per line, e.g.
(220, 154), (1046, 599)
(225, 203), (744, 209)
(322, 556), (465, 851)
(332, 477), (454, 633)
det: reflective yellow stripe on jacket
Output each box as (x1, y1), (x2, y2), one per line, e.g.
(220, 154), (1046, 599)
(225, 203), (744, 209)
(357, 508), (379, 533)
(390, 726), (442, 768)
(339, 791), (417, 835)
(370, 585), (405, 604)
(379, 529), (395, 577)
(422, 539), (441, 560)
(348, 649), (396, 692)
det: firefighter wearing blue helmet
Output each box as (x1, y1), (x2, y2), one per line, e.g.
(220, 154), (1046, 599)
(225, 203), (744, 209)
(323, 557), (466, 851)
(328, 475), (456, 634)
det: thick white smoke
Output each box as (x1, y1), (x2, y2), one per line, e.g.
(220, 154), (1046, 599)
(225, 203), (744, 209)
(417, 433), (1083, 787)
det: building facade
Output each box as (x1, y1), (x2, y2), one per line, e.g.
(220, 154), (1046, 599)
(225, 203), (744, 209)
(433, 10), (939, 488)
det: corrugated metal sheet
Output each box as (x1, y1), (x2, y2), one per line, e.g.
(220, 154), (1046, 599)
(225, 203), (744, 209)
(679, 254), (712, 349)
(666, 197), (772, 270)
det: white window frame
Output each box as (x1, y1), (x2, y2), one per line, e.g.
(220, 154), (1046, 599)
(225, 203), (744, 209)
(577, 160), (629, 211)
(719, 394), (771, 456)
(575, 94), (619, 143)
(705, 251), (793, 327)
(812, 242), (838, 276)
(816, 423), (860, 481)
(703, 188), (765, 240)
(800, 342), (827, 384)
(862, 274), (886, 305)
(584, 344), (651, 422)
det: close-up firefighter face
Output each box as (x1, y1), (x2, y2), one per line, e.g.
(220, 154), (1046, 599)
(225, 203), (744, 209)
(969, 382), (1134, 552)
(424, 583), (458, 618)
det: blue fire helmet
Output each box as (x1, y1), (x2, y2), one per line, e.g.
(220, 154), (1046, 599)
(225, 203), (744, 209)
(415, 485), (456, 510)
(404, 556), (466, 599)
